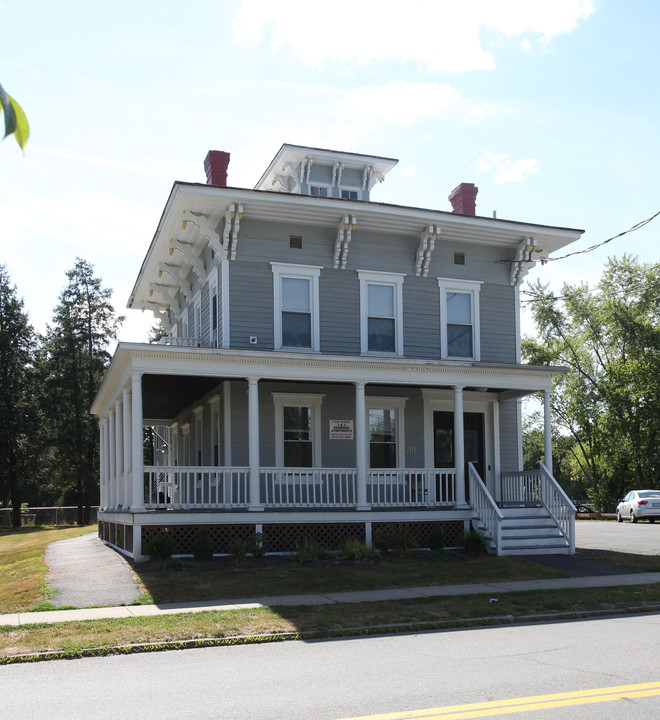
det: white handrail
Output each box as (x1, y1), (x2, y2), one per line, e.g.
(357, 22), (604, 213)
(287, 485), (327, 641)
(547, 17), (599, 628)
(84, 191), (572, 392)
(539, 461), (576, 554)
(468, 463), (503, 554)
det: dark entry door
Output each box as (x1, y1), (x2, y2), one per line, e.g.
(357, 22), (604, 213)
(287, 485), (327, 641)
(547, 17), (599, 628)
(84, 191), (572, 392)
(433, 411), (485, 500)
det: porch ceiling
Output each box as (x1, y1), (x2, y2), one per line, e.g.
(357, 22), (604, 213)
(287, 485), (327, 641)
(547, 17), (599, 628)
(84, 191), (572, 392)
(142, 374), (223, 420)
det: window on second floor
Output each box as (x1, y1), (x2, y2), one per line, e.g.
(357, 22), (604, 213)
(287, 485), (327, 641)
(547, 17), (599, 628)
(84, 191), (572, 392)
(310, 185), (328, 197)
(358, 270), (405, 356)
(438, 278), (482, 360)
(271, 263), (321, 351)
(341, 189), (358, 200)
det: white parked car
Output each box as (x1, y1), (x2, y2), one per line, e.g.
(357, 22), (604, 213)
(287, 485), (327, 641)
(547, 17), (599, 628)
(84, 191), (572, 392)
(616, 490), (660, 523)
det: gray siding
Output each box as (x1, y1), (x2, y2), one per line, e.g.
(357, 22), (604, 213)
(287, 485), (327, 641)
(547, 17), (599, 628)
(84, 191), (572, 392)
(499, 399), (521, 472)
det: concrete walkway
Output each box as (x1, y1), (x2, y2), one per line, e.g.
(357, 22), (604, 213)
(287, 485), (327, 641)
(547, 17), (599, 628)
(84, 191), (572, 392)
(3, 570), (660, 627)
(0, 531), (659, 627)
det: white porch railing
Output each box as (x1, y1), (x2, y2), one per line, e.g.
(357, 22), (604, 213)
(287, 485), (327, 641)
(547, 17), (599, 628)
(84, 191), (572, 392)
(144, 466), (250, 509)
(368, 469), (456, 507)
(262, 468), (357, 508)
(142, 466), (456, 510)
(501, 462), (576, 553)
(468, 463), (503, 554)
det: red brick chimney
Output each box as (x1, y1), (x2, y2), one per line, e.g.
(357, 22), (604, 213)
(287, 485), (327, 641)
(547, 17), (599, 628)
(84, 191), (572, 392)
(448, 183), (478, 215)
(204, 150), (230, 186)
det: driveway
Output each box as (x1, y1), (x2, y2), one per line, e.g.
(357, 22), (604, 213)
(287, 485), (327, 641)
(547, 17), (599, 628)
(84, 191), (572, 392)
(576, 519), (660, 555)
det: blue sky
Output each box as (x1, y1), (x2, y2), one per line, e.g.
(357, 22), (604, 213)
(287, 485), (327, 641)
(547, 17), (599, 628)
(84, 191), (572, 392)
(1, 0), (658, 343)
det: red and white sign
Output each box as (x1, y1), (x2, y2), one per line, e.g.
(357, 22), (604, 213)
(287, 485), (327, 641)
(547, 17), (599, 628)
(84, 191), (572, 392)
(329, 420), (353, 440)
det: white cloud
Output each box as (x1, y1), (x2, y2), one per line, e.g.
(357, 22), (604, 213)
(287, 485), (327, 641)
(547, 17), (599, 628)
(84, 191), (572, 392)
(478, 151), (538, 184)
(233, 0), (595, 72)
(340, 81), (460, 127)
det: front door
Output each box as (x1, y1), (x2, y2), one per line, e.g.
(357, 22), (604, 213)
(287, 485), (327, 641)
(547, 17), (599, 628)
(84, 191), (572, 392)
(433, 411), (485, 500)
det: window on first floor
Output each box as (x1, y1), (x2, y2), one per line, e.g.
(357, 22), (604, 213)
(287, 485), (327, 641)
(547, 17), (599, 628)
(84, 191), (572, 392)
(273, 393), (324, 467)
(366, 397), (406, 468)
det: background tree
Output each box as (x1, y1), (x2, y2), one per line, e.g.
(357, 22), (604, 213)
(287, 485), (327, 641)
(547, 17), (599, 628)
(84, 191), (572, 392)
(0, 265), (36, 526)
(523, 255), (660, 509)
(0, 81), (29, 151)
(40, 259), (123, 524)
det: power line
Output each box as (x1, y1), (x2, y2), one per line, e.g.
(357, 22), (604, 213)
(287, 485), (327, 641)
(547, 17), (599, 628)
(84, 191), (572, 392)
(547, 210), (660, 262)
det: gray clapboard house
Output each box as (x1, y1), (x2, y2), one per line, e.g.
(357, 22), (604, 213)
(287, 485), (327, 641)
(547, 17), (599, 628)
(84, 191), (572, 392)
(92, 144), (582, 560)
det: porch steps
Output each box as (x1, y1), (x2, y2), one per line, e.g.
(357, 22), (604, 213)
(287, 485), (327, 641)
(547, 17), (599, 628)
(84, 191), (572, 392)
(498, 507), (571, 555)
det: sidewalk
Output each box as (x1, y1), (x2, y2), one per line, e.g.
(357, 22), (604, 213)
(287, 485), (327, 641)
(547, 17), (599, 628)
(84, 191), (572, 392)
(3, 570), (660, 627)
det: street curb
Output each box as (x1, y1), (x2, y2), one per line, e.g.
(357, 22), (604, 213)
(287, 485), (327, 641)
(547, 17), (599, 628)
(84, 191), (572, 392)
(3, 603), (660, 665)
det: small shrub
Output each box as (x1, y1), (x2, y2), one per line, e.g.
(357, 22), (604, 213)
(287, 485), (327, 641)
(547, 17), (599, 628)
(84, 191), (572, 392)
(428, 525), (444, 551)
(158, 558), (186, 572)
(460, 528), (488, 556)
(295, 536), (327, 563)
(373, 526), (416, 555)
(143, 534), (174, 561)
(250, 532), (265, 558)
(229, 538), (250, 564)
(338, 536), (376, 561)
(193, 527), (213, 561)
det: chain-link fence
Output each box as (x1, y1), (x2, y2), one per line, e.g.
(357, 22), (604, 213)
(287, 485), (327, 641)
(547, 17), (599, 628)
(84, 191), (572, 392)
(0, 507), (99, 527)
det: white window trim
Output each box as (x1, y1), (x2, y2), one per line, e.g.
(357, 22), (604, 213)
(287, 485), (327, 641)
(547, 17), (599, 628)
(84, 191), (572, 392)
(273, 393), (324, 467)
(437, 277), (482, 361)
(208, 270), (219, 349)
(194, 408), (203, 466)
(365, 396), (407, 468)
(358, 270), (405, 356)
(271, 263), (322, 352)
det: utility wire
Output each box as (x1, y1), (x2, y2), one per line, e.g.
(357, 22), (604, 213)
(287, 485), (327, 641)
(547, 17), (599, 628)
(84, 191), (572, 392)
(547, 210), (660, 262)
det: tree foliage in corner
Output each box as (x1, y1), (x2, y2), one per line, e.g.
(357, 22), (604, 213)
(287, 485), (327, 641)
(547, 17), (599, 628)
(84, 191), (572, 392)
(0, 265), (36, 526)
(39, 259), (123, 524)
(522, 255), (660, 509)
(0, 82), (29, 151)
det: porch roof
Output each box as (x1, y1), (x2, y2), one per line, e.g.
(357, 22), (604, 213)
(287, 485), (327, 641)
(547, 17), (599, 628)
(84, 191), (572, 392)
(91, 343), (566, 419)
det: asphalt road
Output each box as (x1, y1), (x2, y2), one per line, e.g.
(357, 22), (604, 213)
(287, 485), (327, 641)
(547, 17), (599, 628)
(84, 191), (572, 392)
(3, 613), (660, 719)
(575, 518), (660, 555)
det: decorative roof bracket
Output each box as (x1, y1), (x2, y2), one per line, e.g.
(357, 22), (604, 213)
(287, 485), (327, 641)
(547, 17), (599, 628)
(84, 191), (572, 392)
(147, 286), (180, 315)
(510, 236), (539, 285)
(142, 302), (171, 332)
(169, 239), (206, 283)
(221, 203), (243, 261)
(182, 210), (223, 257)
(333, 215), (357, 269)
(156, 264), (192, 301)
(416, 225), (438, 277)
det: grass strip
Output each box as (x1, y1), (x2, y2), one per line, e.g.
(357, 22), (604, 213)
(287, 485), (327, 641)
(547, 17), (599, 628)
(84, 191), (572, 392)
(3, 582), (660, 664)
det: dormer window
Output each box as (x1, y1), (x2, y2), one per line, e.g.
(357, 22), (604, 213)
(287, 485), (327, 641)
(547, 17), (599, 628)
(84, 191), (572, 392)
(310, 186), (328, 198)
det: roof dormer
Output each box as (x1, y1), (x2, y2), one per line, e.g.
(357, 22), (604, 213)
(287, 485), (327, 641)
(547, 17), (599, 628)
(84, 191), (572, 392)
(255, 143), (398, 201)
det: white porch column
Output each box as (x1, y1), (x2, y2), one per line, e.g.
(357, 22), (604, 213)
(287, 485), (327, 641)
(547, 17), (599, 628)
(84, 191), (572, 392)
(115, 400), (123, 507)
(123, 388), (132, 509)
(453, 385), (466, 506)
(131, 372), (145, 511)
(248, 377), (263, 511)
(99, 419), (107, 509)
(355, 381), (370, 510)
(108, 407), (116, 509)
(543, 389), (553, 475)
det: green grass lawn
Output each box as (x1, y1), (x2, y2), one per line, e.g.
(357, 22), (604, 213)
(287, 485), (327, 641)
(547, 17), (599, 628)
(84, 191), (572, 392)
(2, 525), (660, 663)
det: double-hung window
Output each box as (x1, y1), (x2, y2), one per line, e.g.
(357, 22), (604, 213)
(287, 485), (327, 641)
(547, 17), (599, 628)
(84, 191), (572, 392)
(271, 264), (321, 351)
(273, 393), (323, 467)
(438, 278), (482, 360)
(358, 270), (405, 355)
(365, 397), (406, 468)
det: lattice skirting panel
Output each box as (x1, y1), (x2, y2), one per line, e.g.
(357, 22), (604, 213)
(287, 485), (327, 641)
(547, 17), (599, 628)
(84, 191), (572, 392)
(263, 523), (366, 553)
(98, 522), (133, 553)
(142, 524), (255, 555)
(372, 520), (464, 549)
